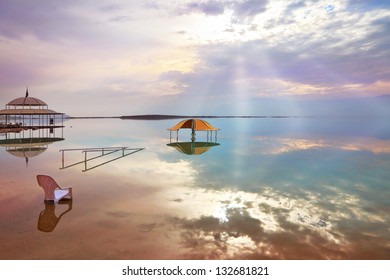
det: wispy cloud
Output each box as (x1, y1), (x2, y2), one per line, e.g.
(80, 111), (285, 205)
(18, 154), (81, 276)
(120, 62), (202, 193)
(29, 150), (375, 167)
(181, 1), (226, 16)
(177, 0), (269, 18)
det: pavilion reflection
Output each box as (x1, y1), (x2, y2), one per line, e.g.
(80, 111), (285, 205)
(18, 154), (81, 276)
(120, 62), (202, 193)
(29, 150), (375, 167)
(167, 141), (220, 155)
(37, 200), (73, 232)
(0, 136), (64, 167)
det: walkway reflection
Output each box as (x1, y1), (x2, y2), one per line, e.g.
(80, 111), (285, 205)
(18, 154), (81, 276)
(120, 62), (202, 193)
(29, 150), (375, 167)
(59, 147), (145, 172)
(37, 200), (73, 232)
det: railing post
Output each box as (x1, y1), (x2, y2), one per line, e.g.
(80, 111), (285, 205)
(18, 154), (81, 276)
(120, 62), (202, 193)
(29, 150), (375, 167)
(85, 150), (87, 170)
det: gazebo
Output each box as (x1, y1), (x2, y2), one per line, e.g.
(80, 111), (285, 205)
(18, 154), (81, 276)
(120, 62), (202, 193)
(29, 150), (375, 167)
(0, 89), (65, 165)
(167, 118), (220, 142)
(0, 88), (64, 138)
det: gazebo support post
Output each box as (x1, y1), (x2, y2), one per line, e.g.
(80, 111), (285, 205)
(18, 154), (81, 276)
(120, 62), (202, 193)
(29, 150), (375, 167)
(191, 128), (196, 141)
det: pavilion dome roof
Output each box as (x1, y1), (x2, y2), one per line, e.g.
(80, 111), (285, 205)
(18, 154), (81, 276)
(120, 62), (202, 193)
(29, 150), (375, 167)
(7, 96), (47, 107)
(7, 147), (48, 158)
(168, 119), (220, 131)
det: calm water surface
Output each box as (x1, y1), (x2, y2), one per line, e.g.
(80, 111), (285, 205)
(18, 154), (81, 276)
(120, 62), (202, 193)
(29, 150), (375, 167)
(1, 117), (389, 259)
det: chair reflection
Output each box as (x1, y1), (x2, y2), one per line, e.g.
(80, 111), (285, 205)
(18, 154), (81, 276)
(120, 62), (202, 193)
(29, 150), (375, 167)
(37, 200), (73, 232)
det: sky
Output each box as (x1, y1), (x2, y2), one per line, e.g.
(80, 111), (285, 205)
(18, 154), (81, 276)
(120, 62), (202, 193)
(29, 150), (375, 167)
(0, 0), (389, 116)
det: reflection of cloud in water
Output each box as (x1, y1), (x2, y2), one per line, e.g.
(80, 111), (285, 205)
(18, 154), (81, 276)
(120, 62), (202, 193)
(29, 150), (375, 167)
(161, 186), (389, 259)
(254, 136), (390, 154)
(49, 140), (390, 260)
(91, 149), (198, 188)
(138, 223), (159, 233)
(3, 117), (389, 259)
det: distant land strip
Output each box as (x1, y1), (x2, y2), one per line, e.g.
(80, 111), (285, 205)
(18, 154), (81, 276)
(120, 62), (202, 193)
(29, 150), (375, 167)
(67, 114), (315, 120)
(120, 114), (274, 120)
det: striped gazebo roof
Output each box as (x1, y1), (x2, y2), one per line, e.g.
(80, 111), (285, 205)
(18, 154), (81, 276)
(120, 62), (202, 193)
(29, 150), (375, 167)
(7, 96), (47, 107)
(0, 108), (63, 115)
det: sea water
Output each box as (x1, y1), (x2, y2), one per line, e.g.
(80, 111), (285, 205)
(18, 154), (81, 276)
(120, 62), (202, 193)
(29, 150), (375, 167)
(0, 117), (389, 259)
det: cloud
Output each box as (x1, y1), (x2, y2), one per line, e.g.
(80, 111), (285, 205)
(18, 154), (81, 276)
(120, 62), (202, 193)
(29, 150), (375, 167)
(233, 0), (269, 18)
(162, 0), (390, 101)
(177, 0), (269, 19)
(0, 0), (389, 116)
(184, 1), (226, 16)
(0, 0), (95, 41)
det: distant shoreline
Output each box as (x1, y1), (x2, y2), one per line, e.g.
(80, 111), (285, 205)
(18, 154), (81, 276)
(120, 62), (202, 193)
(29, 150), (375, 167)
(67, 114), (316, 120)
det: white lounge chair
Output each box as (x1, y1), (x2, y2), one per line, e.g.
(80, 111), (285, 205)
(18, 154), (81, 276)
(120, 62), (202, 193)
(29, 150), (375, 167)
(36, 175), (72, 203)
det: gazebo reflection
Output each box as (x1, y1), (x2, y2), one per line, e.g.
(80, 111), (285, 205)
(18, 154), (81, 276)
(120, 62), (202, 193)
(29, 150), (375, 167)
(167, 141), (220, 155)
(0, 137), (64, 167)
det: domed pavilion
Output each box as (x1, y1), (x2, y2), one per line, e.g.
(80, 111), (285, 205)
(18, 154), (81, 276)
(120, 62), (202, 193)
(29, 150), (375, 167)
(0, 88), (64, 132)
